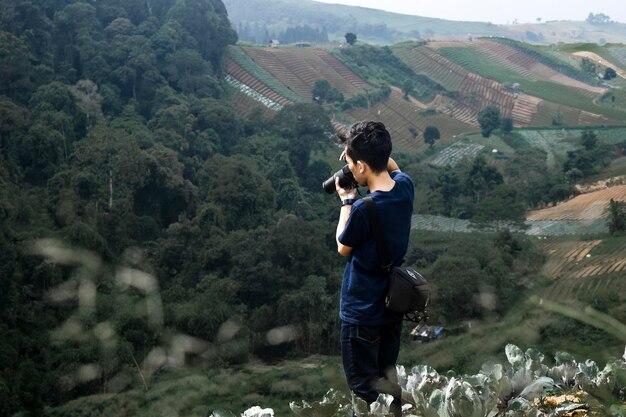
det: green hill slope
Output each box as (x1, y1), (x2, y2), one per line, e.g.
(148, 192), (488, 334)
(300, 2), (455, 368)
(224, 41), (626, 149)
(223, 0), (626, 45)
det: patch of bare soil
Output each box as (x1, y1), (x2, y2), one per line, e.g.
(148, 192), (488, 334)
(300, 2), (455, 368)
(573, 51), (626, 80)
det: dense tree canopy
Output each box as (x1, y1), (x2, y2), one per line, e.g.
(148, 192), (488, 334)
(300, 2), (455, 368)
(0, 1), (345, 414)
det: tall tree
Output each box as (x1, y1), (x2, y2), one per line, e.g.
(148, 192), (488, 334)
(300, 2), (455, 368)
(580, 130), (597, 150)
(166, 0), (237, 67)
(345, 32), (357, 45)
(463, 157), (504, 204)
(0, 31), (33, 101)
(423, 126), (440, 147)
(477, 105), (501, 138)
(607, 199), (626, 235)
(199, 155), (276, 231)
(272, 103), (333, 175)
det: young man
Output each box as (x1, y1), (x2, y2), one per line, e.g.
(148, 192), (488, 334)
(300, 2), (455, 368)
(334, 121), (414, 416)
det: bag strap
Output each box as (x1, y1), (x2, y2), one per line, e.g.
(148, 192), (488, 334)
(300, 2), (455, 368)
(363, 196), (394, 272)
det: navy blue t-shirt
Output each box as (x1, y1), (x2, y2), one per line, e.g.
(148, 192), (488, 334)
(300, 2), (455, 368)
(338, 171), (414, 325)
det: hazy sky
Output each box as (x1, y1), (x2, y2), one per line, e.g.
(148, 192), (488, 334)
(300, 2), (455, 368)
(313, 0), (626, 24)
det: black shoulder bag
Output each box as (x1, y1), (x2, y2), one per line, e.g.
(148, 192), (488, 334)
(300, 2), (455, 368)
(363, 196), (429, 323)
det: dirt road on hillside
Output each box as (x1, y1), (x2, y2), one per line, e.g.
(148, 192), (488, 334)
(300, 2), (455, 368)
(573, 51), (626, 80)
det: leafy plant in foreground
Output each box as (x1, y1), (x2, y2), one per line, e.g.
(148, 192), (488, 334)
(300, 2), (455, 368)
(283, 344), (626, 417)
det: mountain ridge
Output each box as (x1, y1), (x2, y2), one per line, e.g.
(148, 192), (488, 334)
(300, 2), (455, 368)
(223, 0), (626, 45)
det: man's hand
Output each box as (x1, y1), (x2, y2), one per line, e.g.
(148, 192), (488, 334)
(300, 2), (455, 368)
(335, 177), (357, 201)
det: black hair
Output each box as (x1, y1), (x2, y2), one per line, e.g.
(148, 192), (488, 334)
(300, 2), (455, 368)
(341, 121), (391, 173)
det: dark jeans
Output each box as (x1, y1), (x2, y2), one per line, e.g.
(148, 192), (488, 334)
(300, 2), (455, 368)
(340, 319), (403, 405)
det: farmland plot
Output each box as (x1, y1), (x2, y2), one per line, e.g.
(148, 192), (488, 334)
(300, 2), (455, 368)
(526, 185), (626, 221)
(466, 40), (607, 96)
(607, 46), (626, 67)
(516, 130), (577, 170)
(430, 142), (485, 167)
(393, 46), (468, 91)
(241, 46), (371, 100)
(346, 89), (472, 150)
(411, 215), (476, 233)
(436, 44), (623, 122)
(539, 239), (626, 301)
(225, 75), (285, 112)
(226, 47), (304, 103)
(396, 46), (541, 128)
(523, 219), (607, 236)
(410, 215), (606, 236)
(225, 58), (295, 103)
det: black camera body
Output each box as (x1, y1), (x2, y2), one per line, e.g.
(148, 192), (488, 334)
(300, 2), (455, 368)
(322, 164), (358, 193)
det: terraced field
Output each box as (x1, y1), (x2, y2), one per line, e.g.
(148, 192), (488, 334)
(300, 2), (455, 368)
(226, 77), (284, 117)
(430, 142), (485, 167)
(526, 185), (626, 221)
(410, 215), (606, 236)
(224, 43), (625, 150)
(240, 46), (368, 99)
(224, 59), (295, 113)
(433, 42), (625, 122)
(607, 46), (626, 67)
(540, 239), (626, 301)
(345, 88), (473, 149)
(393, 45), (468, 91)
(225, 45), (475, 149)
(394, 44), (542, 128)
(466, 40), (607, 95)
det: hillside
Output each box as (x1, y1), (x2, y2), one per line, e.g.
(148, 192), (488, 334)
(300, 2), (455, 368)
(223, 0), (626, 45)
(223, 41), (626, 150)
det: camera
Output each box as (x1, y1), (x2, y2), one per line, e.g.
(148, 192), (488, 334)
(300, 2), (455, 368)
(322, 164), (358, 193)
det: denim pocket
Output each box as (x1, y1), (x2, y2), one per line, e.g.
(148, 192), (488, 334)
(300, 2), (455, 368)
(355, 324), (380, 344)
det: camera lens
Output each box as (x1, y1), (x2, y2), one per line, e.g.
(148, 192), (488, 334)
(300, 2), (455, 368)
(322, 165), (356, 193)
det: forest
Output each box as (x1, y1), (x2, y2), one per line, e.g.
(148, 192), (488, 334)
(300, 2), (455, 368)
(1, 1), (625, 416)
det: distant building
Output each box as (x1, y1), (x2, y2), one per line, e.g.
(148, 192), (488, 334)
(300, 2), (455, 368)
(268, 39), (280, 48)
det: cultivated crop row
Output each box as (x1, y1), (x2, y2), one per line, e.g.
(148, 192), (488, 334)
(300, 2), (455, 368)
(310, 49), (371, 92)
(228, 88), (277, 118)
(411, 214), (475, 233)
(410, 215), (607, 236)
(544, 271), (626, 301)
(469, 39), (604, 100)
(526, 185), (626, 221)
(227, 46), (304, 103)
(530, 101), (587, 127)
(491, 37), (602, 87)
(468, 40), (540, 80)
(430, 142), (485, 167)
(347, 92), (423, 150)
(437, 43), (616, 122)
(540, 239), (626, 301)
(347, 89), (473, 150)
(607, 46), (626, 67)
(523, 219), (607, 236)
(459, 73), (515, 114)
(393, 46), (467, 91)
(225, 59), (293, 107)
(241, 47), (314, 99)
(224, 74), (285, 112)
(241, 47), (372, 101)
(510, 93), (541, 125)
